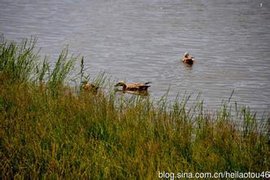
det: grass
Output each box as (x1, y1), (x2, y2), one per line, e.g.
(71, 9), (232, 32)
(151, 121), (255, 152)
(0, 37), (269, 179)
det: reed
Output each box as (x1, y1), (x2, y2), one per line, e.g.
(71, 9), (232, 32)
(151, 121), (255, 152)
(0, 37), (269, 179)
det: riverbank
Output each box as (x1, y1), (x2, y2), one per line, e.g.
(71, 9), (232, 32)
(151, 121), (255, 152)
(0, 37), (269, 179)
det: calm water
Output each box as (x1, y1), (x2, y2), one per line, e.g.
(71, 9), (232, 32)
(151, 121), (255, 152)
(1, 0), (270, 114)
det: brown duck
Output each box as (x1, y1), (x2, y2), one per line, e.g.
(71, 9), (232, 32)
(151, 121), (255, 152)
(115, 81), (151, 92)
(182, 52), (195, 65)
(81, 81), (99, 93)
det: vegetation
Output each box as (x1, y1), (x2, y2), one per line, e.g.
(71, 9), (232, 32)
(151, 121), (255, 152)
(0, 37), (269, 179)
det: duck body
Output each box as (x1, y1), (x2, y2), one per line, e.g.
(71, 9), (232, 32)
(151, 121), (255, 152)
(182, 52), (195, 65)
(115, 81), (151, 92)
(182, 58), (194, 65)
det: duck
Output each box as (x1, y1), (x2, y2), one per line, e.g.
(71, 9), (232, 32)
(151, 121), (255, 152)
(115, 81), (151, 92)
(182, 52), (195, 65)
(81, 81), (99, 93)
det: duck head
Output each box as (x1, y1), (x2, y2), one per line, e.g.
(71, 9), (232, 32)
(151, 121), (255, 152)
(115, 81), (125, 87)
(115, 81), (127, 91)
(184, 52), (189, 58)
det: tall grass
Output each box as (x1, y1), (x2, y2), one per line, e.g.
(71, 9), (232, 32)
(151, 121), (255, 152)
(0, 37), (269, 179)
(0, 37), (38, 83)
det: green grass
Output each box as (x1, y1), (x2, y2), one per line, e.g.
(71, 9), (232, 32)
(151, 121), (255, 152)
(0, 37), (269, 179)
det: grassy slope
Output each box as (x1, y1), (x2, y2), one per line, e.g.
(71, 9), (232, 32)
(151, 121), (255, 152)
(0, 37), (269, 179)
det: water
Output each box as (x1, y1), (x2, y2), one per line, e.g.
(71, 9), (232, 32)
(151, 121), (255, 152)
(1, 0), (270, 114)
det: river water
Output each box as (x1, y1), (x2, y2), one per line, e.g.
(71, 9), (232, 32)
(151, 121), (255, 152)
(1, 0), (270, 114)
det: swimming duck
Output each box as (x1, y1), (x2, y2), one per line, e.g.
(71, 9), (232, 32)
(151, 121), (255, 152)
(115, 81), (151, 92)
(182, 52), (195, 65)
